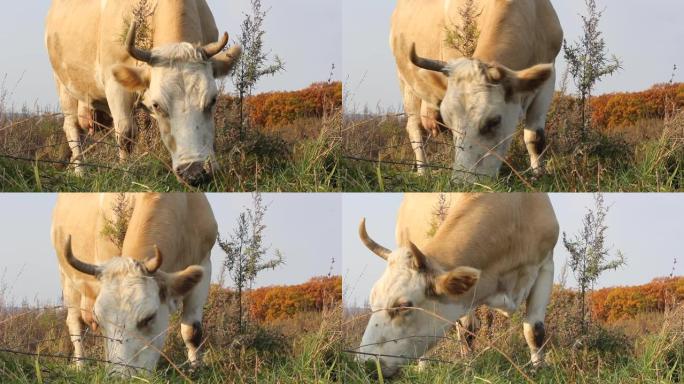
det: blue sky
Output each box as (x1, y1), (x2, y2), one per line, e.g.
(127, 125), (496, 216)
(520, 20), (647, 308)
(0, 0), (341, 110)
(0, 193), (341, 305)
(343, 0), (684, 112)
(342, 193), (684, 308)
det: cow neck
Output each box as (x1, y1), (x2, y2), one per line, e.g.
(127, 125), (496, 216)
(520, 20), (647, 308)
(469, 1), (534, 69)
(421, 195), (512, 272)
(120, 194), (181, 270)
(151, 0), (204, 46)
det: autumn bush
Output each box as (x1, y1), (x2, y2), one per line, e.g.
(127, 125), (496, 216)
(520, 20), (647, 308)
(248, 276), (342, 322)
(590, 277), (684, 323)
(219, 82), (342, 131)
(590, 83), (684, 132)
(203, 276), (342, 325)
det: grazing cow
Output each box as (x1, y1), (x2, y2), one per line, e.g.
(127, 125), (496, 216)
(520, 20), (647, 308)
(46, 0), (242, 185)
(390, 0), (563, 179)
(357, 193), (559, 377)
(51, 193), (217, 375)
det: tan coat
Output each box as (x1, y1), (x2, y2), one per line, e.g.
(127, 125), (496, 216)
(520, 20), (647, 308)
(51, 193), (217, 326)
(390, 0), (563, 108)
(46, 0), (220, 110)
(397, 193), (559, 307)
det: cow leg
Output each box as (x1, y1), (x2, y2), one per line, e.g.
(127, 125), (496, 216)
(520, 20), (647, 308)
(104, 82), (137, 162)
(458, 312), (480, 354)
(180, 258), (211, 367)
(524, 67), (556, 176)
(400, 79), (428, 174)
(523, 256), (554, 367)
(61, 275), (86, 368)
(57, 83), (86, 176)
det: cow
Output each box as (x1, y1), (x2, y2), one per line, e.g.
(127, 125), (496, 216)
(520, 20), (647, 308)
(51, 193), (218, 375)
(356, 193), (559, 377)
(390, 0), (563, 180)
(45, 0), (242, 185)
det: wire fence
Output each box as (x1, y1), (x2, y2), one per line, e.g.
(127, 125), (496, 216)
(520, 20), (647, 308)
(0, 304), (193, 381)
(342, 111), (542, 189)
(0, 112), (205, 190)
(0, 107), (285, 191)
(341, 306), (538, 383)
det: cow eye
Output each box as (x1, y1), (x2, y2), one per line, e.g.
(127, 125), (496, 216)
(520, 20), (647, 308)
(391, 300), (413, 316)
(480, 115), (502, 136)
(150, 102), (164, 113)
(137, 314), (156, 329)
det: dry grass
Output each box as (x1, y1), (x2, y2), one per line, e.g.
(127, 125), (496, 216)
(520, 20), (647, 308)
(341, 292), (684, 383)
(0, 91), (342, 192)
(340, 95), (683, 192)
(0, 281), (343, 383)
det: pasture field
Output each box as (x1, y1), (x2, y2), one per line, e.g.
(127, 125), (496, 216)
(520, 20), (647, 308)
(340, 85), (684, 192)
(0, 277), (343, 383)
(340, 280), (684, 383)
(0, 82), (342, 192)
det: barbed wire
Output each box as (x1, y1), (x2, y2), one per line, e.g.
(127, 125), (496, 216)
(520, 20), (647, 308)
(342, 111), (547, 189)
(0, 347), (154, 373)
(0, 304), (194, 381)
(342, 306), (537, 383)
(0, 153), (135, 174)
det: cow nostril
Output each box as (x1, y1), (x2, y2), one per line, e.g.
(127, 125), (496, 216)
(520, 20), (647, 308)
(175, 162), (211, 186)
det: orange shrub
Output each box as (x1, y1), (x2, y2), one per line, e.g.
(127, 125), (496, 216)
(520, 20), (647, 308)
(217, 81), (342, 130)
(247, 276), (342, 322)
(590, 83), (684, 130)
(247, 82), (342, 129)
(590, 277), (684, 323)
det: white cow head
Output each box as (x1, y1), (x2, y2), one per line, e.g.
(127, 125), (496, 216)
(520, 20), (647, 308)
(63, 236), (204, 376)
(356, 219), (480, 377)
(409, 45), (552, 180)
(111, 22), (242, 186)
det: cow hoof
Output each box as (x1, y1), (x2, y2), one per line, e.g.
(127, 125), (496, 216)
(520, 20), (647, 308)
(529, 358), (546, 374)
(72, 165), (85, 177)
(530, 167), (545, 180)
(417, 359), (430, 372)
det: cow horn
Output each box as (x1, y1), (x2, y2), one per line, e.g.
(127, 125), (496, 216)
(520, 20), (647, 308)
(409, 43), (449, 75)
(64, 235), (102, 277)
(145, 245), (163, 274)
(125, 21), (153, 63)
(359, 218), (391, 260)
(202, 32), (229, 59)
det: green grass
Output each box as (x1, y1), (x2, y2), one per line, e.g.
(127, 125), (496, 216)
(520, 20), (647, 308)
(0, 310), (342, 384)
(0, 115), (340, 192)
(338, 147), (683, 192)
(0, 343), (338, 384)
(339, 114), (683, 192)
(338, 316), (684, 383)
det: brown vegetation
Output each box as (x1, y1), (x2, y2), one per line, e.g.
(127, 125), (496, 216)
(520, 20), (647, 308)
(0, 275), (342, 378)
(341, 82), (683, 191)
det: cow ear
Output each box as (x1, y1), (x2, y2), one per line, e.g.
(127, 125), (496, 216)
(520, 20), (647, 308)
(512, 63), (553, 94)
(434, 267), (480, 297)
(212, 45), (242, 78)
(112, 64), (150, 91)
(408, 241), (428, 271)
(166, 266), (204, 297)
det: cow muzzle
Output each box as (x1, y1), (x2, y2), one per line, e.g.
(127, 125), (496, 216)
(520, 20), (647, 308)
(360, 356), (401, 378)
(175, 161), (212, 186)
